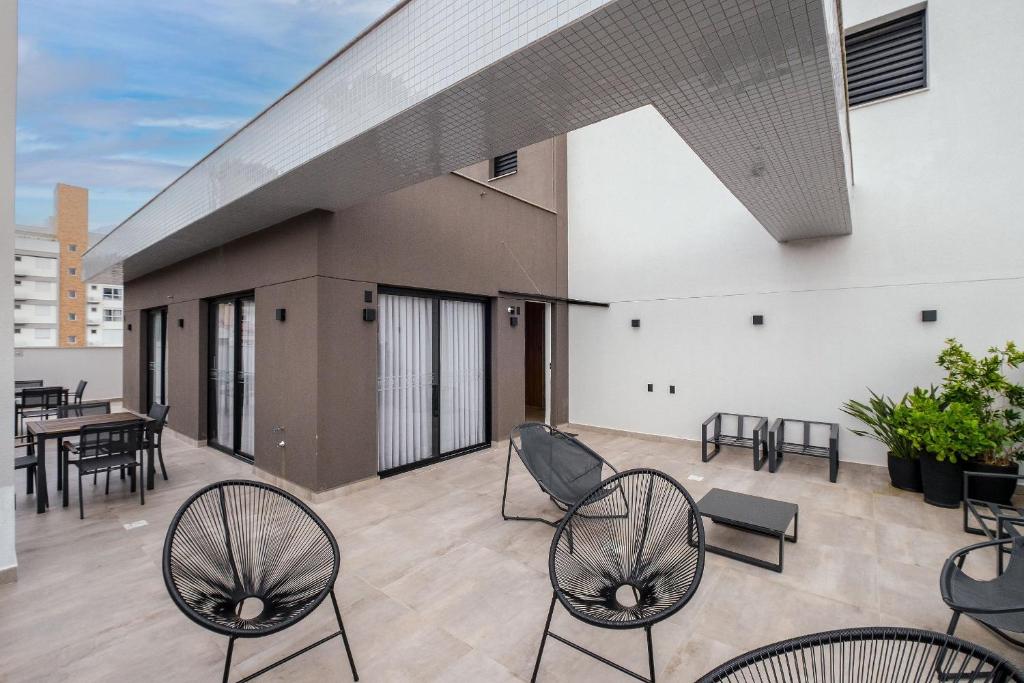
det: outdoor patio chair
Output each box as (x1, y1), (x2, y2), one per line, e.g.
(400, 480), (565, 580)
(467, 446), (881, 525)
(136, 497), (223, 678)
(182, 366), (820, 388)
(502, 422), (618, 527)
(63, 420), (145, 519)
(14, 448), (36, 498)
(696, 626), (1022, 682)
(531, 469), (705, 682)
(145, 403), (170, 480)
(57, 400), (112, 489)
(963, 470), (1023, 573)
(18, 386), (65, 434)
(72, 379), (87, 404)
(941, 535), (1024, 650)
(163, 480), (358, 683)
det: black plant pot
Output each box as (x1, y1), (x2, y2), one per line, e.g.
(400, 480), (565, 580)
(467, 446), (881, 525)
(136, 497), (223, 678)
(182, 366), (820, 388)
(965, 461), (1019, 505)
(887, 452), (923, 493)
(919, 451), (964, 508)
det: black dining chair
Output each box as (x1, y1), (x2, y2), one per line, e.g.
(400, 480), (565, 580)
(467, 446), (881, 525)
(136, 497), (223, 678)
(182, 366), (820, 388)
(72, 380), (87, 404)
(18, 386), (65, 434)
(15, 379), (43, 389)
(57, 400), (112, 489)
(63, 420), (145, 519)
(941, 535), (1024, 650)
(146, 403), (170, 480)
(163, 480), (359, 683)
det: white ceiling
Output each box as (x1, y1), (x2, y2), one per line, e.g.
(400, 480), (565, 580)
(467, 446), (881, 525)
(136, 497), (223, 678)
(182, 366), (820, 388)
(84, 0), (851, 283)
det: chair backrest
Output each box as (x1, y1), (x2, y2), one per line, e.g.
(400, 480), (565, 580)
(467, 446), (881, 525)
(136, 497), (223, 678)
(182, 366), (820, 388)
(58, 400), (111, 419)
(73, 380), (87, 403)
(511, 423), (606, 505)
(15, 380), (43, 389)
(20, 386), (64, 409)
(162, 480), (340, 636)
(550, 468), (705, 628)
(147, 403), (170, 435)
(77, 420), (145, 461)
(695, 627), (1023, 682)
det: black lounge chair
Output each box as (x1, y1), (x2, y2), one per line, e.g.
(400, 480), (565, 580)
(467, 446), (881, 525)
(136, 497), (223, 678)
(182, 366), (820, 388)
(502, 422), (618, 526)
(942, 535), (1024, 650)
(531, 469), (705, 682)
(696, 626), (1022, 682)
(163, 480), (358, 683)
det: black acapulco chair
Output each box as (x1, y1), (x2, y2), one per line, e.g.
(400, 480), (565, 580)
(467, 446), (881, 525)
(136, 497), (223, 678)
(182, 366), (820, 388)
(502, 422), (619, 526)
(695, 626), (1023, 682)
(941, 535), (1024, 650)
(163, 480), (358, 683)
(531, 468), (705, 682)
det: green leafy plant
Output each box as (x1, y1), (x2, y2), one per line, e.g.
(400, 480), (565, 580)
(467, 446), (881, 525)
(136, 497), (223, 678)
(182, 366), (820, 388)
(935, 339), (1024, 466)
(891, 387), (1005, 464)
(841, 390), (915, 460)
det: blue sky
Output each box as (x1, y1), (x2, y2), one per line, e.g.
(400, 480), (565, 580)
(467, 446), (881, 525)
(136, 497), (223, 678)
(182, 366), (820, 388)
(15, 0), (393, 231)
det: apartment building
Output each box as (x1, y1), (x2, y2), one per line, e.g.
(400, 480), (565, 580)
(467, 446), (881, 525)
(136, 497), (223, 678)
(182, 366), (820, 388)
(15, 184), (123, 348)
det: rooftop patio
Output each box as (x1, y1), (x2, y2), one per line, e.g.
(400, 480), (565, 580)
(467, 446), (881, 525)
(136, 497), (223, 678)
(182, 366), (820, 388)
(2, 426), (1018, 681)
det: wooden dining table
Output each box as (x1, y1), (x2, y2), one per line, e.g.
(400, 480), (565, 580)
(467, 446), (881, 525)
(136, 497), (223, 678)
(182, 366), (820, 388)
(25, 411), (156, 514)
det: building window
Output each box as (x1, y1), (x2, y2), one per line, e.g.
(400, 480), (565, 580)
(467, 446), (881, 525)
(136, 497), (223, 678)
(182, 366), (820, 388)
(14, 304), (20, 310)
(845, 10), (926, 106)
(91, 306), (97, 313)
(68, 312), (77, 321)
(67, 244), (77, 252)
(14, 328), (21, 334)
(67, 335), (76, 344)
(15, 279), (21, 285)
(491, 151), (518, 179)
(102, 286), (122, 301)
(103, 309), (123, 322)
(15, 255), (21, 262)
(68, 289), (77, 298)
(68, 267), (77, 276)
(90, 329), (97, 335)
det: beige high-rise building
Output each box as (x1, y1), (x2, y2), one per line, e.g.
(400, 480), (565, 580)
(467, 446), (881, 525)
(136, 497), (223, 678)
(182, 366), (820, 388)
(14, 184), (122, 348)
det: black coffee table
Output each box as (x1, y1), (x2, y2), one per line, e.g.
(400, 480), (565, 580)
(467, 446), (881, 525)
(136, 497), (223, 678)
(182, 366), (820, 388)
(693, 488), (798, 573)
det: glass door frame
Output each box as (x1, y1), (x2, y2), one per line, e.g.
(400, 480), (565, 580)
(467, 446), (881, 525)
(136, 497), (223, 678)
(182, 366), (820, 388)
(377, 286), (492, 477)
(207, 292), (255, 462)
(146, 307), (167, 408)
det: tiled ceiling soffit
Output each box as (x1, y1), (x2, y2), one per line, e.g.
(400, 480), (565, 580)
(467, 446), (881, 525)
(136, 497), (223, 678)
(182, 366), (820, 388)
(85, 0), (852, 283)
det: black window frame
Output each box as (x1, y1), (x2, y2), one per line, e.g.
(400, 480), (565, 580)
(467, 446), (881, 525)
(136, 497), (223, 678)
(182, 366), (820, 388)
(845, 9), (927, 107)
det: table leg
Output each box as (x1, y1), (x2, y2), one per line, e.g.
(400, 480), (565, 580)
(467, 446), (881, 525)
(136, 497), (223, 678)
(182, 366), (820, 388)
(35, 434), (47, 513)
(146, 436), (155, 490)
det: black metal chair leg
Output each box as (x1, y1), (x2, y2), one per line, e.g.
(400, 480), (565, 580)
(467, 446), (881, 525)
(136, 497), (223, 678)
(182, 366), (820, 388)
(646, 626), (655, 683)
(105, 469), (110, 495)
(531, 593), (557, 683)
(158, 444), (168, 480)
(329, 590), (359, 681)
(223, 637), (235, 683)
(139, 464), (145, 506)
(25, 466), (34, 495)
(78, 474), (84, 519)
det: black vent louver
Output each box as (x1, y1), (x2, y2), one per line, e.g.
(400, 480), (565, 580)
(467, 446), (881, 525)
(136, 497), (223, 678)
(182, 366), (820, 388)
(492, 151), (518, 177)
(846, 10), (926, 106)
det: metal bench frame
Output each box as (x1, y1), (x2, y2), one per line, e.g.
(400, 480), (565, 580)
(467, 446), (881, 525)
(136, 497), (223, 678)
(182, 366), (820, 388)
(769, 418), (840, 483)
(701, 412), (768, 471)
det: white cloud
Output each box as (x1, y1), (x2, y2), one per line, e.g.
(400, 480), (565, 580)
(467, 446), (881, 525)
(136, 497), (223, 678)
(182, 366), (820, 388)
(15, 128), (59, 153)
(135, 115), (247, 131)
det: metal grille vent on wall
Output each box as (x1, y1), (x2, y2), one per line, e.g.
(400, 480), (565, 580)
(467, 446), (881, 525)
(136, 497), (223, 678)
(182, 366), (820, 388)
(845, 10), (926, 106)
(492, 151), (518, 178)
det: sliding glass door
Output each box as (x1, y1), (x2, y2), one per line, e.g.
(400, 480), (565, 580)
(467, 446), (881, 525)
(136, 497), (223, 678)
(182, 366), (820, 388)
(208, 294), (255, 460)
(147, 308), (167, 407)
(377, 289), (489, 475)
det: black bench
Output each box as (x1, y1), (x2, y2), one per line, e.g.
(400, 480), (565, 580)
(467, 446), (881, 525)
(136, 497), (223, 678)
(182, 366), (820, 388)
(768, 418), (840, 482)
(701, 412), (768, 471)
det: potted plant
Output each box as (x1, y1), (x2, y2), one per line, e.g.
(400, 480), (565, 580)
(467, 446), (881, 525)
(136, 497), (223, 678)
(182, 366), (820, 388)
(891, 388), (1003, 507)
(937, 340), (1024, 504)
(842, 390), (921, 492)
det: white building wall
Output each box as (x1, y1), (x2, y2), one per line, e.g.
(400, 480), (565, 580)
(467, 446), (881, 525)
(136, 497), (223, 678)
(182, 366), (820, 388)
(1, 0), (17, 580)
(567, 0), (1024, 466)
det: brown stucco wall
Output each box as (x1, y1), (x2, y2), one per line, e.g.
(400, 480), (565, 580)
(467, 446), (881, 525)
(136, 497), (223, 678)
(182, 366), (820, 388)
(122, 136), (569, 493)
(458, 138), (560, 212)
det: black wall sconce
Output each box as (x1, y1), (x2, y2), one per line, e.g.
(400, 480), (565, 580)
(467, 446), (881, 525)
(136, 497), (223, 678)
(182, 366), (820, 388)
(647, 383), (654, 392)
(362, 308), (376, 323)
(364, 290), (373, 303)
(177, 318), (184, 328)
(126, 323), (132, 332)
(669, 385), (676, 394)
(275, 308), (286, 322)
(507, 305), (518, 328)
(752, 315), (764, 326)
(631, 319), (640, 328)
(921, 309), (937, 322)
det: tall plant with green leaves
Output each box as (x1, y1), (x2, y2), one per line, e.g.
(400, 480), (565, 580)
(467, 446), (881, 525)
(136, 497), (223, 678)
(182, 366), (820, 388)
(891, 387), (1004, 464)
(841, 390), (915, 460)
(936, 339), (1024, 466)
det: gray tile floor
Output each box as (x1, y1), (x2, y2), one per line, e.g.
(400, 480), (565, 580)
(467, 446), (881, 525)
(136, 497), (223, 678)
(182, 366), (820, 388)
(2, 427), (1020, 681)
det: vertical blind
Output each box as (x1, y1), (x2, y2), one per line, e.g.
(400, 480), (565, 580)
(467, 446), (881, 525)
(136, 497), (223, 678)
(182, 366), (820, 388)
(148, 311), (164, 404)
(439, 299), (486, 453)
(212, 301), (235, 449)
(377, 293), (435, 472)
(239, 298), (256, 455)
